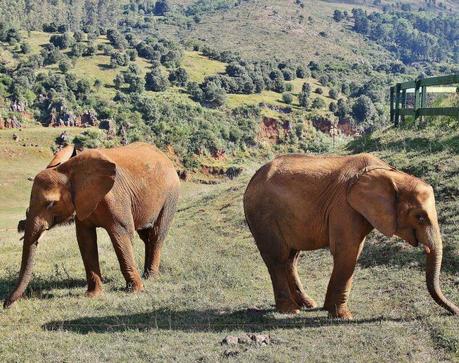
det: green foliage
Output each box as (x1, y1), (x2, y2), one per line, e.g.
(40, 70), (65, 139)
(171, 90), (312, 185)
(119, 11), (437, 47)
(145, 69), (169, 92)
(312, 97), (326, 109)
(72, 128), (116, 149)
(282, 92), (293, 104)
(352, 95), (376, 124)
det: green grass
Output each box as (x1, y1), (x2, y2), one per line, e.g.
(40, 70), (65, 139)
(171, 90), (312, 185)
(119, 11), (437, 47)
(0, 125), (458, 361)
(182, 50), (226, 83)
(1, 31), (342, 114)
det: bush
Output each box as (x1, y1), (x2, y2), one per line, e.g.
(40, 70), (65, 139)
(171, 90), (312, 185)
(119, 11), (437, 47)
(20, 42), (31, 54)
(168, 67), (188, 87)
(352, 95), (376, 124)
(329, 101), (338, 113)
(329, 89), (338, 99)
(272, 79), (286, 93)
(296, 65), (309, 78)
(319, 75), (329, 86)
(315, 87), (323, 95)
(282, 92), (293, 104)
(298, 92), (309, 109)
(312, 98), (326, 109)
(58, 59), (72, 74)
(145, 70), (169, 92)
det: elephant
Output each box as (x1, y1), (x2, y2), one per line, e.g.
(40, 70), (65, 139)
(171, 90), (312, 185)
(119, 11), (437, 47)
(4, 142), (180, 308)
(243, 153), (459, 319)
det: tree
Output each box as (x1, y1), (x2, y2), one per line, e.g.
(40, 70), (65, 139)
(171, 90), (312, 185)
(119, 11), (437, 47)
(145, 70), (169, 91)
(187, 81), (204, 102)
(71, 42), (86, 57)
(74, 31), (84, 42)
(201, 80), (226, 107)
(50, 33), (74, 49)
(94, 79), (102, 90)
(312, 98), (326, 109)
(168, 67), (188, 87)
(315, 87), (323, 95)
(282, 92), (293, 104)
(352, 95), (376, 123)
(329, 89), (338, 100)
(114, 73), (125, 89)
(302, 82), (311, 96)
(58, 59), (72, 74)
(333, 10), (344, 22)
(20, 42), (31, 54)
(341, 83), (351, 96)
(319, 75), (329, 86)
(282, 68), (295, 81)
(154, 0), (171, 16)
(329, 101), (338, 113)
(272, 79), (286, 93)
(298, 91), (309, 109)
(337, 98), (349, 120)
(296, 65), (309, 78)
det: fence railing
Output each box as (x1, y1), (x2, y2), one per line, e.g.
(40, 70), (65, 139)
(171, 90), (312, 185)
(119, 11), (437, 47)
(390, 74), (459, 125)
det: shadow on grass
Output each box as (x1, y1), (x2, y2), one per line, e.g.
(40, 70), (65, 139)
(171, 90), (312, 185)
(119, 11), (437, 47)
(42, 308), (411, 334)
(0, 276), (87, 300)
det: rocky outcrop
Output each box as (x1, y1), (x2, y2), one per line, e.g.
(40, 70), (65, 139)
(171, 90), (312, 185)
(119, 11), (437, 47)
(0, 115), (22, 129)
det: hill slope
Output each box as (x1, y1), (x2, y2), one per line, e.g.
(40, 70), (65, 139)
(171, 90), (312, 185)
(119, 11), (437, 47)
(0, 123), (457, 361)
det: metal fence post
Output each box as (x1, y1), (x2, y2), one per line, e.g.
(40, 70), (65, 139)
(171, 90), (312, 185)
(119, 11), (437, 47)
(390, 87), (395, 124)
(394, 83), (401, 126)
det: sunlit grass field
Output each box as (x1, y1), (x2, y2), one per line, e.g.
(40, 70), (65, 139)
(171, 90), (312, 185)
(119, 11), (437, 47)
(0, 126), (458, 361)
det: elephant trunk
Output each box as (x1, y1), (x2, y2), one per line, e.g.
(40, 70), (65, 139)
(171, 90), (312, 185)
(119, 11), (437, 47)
(425, 232), (459, 315)
(4, 224), (42, 308)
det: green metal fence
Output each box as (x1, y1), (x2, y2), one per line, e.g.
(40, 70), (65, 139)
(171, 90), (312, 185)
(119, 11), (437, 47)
(390, 74), (459, 125)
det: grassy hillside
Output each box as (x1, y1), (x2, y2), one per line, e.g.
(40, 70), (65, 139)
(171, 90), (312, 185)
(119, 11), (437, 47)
(0, 29), (343, 121)
(161, 0), (392, 68)
(0, 124), (457, 361)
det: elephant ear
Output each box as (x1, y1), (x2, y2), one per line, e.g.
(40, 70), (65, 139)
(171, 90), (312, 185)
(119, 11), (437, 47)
(57, 150), (116, 221)
(47, 145), (76, 168)
(347, 169), (397, 237)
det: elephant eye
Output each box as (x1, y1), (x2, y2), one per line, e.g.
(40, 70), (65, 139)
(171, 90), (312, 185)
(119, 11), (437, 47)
(416, 214), (427, 223)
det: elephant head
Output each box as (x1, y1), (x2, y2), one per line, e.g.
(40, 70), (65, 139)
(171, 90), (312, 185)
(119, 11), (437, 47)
(348, 167), (459, 315)
(4, 147), (116, 308)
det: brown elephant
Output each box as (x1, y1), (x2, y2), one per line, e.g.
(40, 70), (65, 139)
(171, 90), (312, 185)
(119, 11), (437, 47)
(4, 142), (180, 308)
(243, 153), (459, 319)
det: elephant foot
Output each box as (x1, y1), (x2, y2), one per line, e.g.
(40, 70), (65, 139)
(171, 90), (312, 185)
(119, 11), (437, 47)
(276, 299), (301, 314)
(126, 280), (144, 293)
(295, 293), (318, 309)
(143, 269), (159, 280)
(85, 288), (102, 298)
(325, 304), (353, 320)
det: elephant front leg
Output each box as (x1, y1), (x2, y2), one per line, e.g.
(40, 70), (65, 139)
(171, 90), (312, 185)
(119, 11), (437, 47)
(76, 222), (103, 297)
(109, 229), (144, 293)
(324, 240), (364, 320)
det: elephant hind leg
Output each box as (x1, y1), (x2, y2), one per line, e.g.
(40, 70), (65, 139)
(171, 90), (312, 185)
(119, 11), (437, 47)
(262, 253), (301, 314)
(286, 250), (317, 309)
(141, 192), (178, 279)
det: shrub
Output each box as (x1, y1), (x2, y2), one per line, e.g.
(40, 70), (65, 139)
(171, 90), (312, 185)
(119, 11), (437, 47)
(168, 67), (188, 87)
(298, 91), (309, 109)
(58, 59), (72, 74)
(329, 89), (338, 99)
(352, 95), (376, 124)
(282, 92), (293, 104)
(312, 98), (326, 109)
(145, 70), (169, 91)
(319, 75), (329, 86)
(315, 87), (323, 95)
